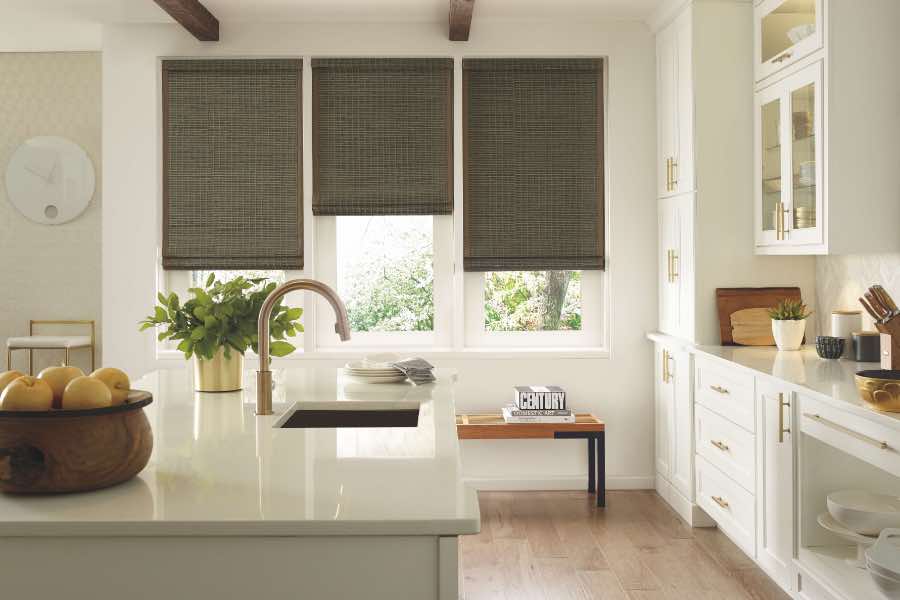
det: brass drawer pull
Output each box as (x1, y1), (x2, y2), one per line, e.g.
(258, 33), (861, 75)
(778, 393), (790, 444)
(804, 413), (891, 450)
(671, 158), (678, 188)
(670, 251), (679, 281)
(710, 385), (730, 395)
(712, 495), (730, 509)
(710, 439), (730, 452)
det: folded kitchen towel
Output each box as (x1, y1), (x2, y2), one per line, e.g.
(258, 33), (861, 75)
(391, 357), (436, 385)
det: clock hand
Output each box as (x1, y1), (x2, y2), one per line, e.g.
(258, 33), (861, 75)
(24, 164), (50, 182)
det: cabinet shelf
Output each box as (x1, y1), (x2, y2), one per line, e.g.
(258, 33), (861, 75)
(764, 134), (815, 151)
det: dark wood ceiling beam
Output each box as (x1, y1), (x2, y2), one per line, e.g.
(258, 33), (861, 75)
(153, 0), (219, 41)
(449, 0), (475, 41)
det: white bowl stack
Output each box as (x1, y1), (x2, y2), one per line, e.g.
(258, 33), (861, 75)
(824, 490), (900, 597)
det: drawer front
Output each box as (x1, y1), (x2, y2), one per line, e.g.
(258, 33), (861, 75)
(696, 455), (756, 558)
(695, 404), (756, 493)
(799, 394), (900, 479)
(695, 357), (756, 432)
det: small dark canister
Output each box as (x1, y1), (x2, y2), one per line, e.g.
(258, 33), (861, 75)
(853, 331), (882, 362)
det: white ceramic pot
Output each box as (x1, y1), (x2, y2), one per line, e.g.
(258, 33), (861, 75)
(771, 318), (807, 351)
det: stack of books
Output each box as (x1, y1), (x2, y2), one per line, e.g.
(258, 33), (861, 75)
(502, 385), (574, 423)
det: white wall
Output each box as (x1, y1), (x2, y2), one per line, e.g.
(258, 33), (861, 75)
(102, 20), (658, 489)
(0, 52), (102, 374)
(817, 254), (900, 334)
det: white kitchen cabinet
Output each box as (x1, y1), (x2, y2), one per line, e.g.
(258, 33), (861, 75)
(756, 377), (796, 593)
(658, 195), (694, 341)
(754, 0), (822, 83)
(654, 340), (704, 524)
(656, 9), (694, 198)
(755, 60), (823, 252)
(753, 0), (900, 255)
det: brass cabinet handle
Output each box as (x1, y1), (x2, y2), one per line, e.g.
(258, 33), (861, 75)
(778, 393), (791, 444)
(712, 495), (730, 509)
(670, 251), (679, 281)
(803, 413), (891, 450)
(710, 439), (730, 452)
(662, 350), (670, 383)
(775, 202), (791, 241)
(710, 385), (730, 395)
(671, 158), (678, 189)
(665, 157), (673, 191)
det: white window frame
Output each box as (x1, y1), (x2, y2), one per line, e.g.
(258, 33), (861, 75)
(314, 214), (453, 350)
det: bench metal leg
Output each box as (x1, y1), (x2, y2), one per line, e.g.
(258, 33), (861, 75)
(587, 437), (596, 493)
(597, 432), (606, 507)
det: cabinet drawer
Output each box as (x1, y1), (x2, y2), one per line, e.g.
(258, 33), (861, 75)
(695, 404), (756, 493)
(799, 394), (900, 479)
(695, 357), (755, 432)
(696, 455), (756, 558)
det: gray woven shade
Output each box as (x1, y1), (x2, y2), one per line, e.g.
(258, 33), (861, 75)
(162, 59), (302, 270)
(312, 58), (453, 216)
(463, 59), (605, 271)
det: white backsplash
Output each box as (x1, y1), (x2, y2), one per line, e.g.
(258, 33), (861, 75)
(816, 254), (900, 335)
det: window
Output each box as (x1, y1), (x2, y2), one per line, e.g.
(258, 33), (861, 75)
(461, 58), (606, 348)
(484, 271), (582, 332)
(316, 215), (451, 348)
(337, 216), (433, 333)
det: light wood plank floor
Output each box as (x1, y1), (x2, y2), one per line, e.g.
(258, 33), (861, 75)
(459, 490), (790, 600)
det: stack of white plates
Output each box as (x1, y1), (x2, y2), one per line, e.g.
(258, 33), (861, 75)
(866, 529), (900, 597)
(342, 360), (406, 384)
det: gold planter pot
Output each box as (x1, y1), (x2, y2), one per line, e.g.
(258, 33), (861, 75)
(193, 348), (243, 392)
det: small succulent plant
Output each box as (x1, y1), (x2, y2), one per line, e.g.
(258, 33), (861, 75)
(768, 298), (812, 321)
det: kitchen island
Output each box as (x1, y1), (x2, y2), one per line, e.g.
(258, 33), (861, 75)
(0, 368), (479, 600)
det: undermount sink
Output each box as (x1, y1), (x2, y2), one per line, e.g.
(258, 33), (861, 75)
(273, 401), (420, 429)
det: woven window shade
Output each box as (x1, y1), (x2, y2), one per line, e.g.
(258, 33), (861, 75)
(162, 59), (302, 270)
(463, 58), (605, 271)
(312, 58), (453, 216)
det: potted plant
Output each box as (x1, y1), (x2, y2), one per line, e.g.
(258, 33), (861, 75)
(140, 275), (303, 392)
(768, 298), (812, 351)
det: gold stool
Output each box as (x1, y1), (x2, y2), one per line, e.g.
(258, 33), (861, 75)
(6, 320), (96, 375)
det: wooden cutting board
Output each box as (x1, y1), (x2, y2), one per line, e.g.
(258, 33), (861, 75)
(730, 307), (775, 345)
(716, 287), (802, 346)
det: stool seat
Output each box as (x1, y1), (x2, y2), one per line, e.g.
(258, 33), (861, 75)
(7, 336), (93, 349)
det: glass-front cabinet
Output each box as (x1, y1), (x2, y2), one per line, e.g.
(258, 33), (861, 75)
(755, 0), (822, 82)
(755, 60), (823, 252)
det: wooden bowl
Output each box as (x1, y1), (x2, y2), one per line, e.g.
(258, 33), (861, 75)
(855, 371), (900, 413)
(0, 391), (153, 494)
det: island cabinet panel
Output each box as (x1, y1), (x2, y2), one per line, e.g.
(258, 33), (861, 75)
(755, 377), (796, 594)
(0, 535), (451, 600)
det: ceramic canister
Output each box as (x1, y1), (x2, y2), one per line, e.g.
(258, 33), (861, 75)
(832, 310), (862, 358)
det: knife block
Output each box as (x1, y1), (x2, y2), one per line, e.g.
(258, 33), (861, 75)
(878, 332), (900, 370)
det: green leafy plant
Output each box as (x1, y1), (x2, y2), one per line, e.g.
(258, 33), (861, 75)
(767, 298), (812, 321)
(139, 275), (303, 360)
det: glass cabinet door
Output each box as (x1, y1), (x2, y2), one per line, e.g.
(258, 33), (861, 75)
(756, 0), (822, 82)
(760, 97), (783, 240)
(756, 60), (823, 252)
(790, 83), (815, 233)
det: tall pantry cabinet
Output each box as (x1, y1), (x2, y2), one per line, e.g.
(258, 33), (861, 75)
(650, 0), (812, 526)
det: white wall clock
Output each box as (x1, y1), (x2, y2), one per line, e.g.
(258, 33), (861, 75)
(4, 136), (95, 225)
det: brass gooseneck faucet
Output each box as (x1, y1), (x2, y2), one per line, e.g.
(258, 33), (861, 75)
(256, 279), (351, 415)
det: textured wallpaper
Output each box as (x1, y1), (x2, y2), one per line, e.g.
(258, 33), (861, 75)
(816, 254), (900, 335)
(0, 52), (101, 373)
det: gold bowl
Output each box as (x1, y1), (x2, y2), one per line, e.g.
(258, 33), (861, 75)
(855, 370), (900, 413)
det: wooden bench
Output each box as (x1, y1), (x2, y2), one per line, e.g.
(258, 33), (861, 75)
(456, 413), (606, 507)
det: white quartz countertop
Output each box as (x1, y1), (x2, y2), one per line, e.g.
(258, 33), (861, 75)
(0, 368), (480, 537)
(693, 344), (900, 430)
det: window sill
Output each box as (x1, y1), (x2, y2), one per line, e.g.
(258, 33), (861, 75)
(155, 346), (610, 362)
